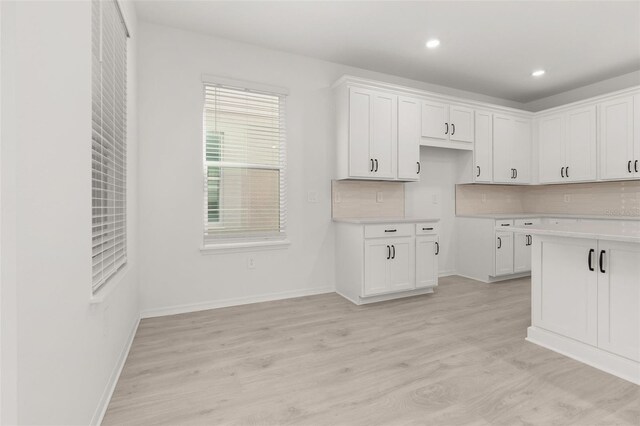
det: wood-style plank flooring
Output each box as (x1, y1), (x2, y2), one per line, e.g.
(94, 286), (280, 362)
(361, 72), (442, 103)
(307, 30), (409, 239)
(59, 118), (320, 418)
(103, 276), (639, 425)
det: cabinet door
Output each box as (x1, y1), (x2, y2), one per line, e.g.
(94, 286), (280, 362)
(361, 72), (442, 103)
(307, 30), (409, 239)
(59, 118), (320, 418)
(416, 236), (438, 288)
(597, 241), (640, 362)
(512, 118), (531, 183)
(449, 105), (474, 143)
(364, 239), (391, 296)
(421, 101), (448, 140)
(495, 231), (514, 276)
(474, 110), (492, 182)
(371, 92), (397, 179)
(397, 97), (421, 181)
(565, 106), (597, 182)
(538, 114), (565, 183)
(348, 88), (374, 178)
(388, 238), (415, 292)
(533, 237), (598, 346)
(513, 233), (531, 273)
(599, 96), (635, 180)
(635, 95), (640, 177)
(493, 114), (514, 183)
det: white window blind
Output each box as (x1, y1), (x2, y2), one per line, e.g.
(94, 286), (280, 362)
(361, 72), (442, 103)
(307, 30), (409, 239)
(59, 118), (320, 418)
(92, 0), (128, 292)
(203, 83), (287, 243)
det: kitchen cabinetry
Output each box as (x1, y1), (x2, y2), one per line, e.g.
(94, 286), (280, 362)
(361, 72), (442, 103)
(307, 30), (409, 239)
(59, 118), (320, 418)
(421, 101), (474, 148)
(598, 95), (639, 180)
(493, 114), (531, 183)
(335, 81), (421, 181)
(397, 96), (421, 181)
(473, 110), (493, 182)
(335, 220), (439, 304)
(538, 106), (597, 183)
(528, 233), (640, 384)
(495, 231), (514, 276)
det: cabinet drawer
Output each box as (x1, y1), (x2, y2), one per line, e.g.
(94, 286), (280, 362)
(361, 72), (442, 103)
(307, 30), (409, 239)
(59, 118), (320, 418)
(364, 223), (413, 239)
(415, 223), (439, 235)
(496, 219), (514, 228)
(515, 218), (540, 227)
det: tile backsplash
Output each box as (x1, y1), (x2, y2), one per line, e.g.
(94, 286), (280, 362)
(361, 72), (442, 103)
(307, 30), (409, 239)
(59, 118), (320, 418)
(456, 181), (640, 218)
(332, 180), (405, 218)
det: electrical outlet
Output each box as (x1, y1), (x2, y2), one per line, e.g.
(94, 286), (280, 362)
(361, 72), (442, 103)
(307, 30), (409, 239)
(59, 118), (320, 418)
(376, 192), (384, 203)
(481, 193), (487, 203)
(432, 194), (439, 205)
(564, 194), (571, 203)
(247, 257), (256, 269)
(307, 191), (318, 203)
(334, 191), (341, 203)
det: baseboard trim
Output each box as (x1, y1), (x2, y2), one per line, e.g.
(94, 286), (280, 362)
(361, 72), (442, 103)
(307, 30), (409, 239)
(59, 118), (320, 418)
(140, 286), (336, 319)
(527, 326), (639, 385)
(438, 269), (456, 277)
(91, 315), (140, 426)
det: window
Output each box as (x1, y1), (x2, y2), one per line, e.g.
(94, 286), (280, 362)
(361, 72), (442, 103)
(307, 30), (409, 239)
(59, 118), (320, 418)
(203, 81), (287, 244)
(91, 0), (129, 292)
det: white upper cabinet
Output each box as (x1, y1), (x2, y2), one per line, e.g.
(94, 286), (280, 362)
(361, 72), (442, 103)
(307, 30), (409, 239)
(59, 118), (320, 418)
(538, 106), (596, 184)
(335, 81), (419, 181)
(421, 101), (474, 149)
(473, 110), (493, 182)
(599, 96), (636, 180)
(397, 97), (421, 181)
(493, 114), (531, 184)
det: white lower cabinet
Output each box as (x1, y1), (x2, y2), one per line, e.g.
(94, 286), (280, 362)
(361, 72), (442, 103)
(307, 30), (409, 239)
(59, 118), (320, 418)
(529, 235), (640, 384)
(336, 221), (439, 304)
(495, 231), (514, 276)
(416, 235), (439, 288)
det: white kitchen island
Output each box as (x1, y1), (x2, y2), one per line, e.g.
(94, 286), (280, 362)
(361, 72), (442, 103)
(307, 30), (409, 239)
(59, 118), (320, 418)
(509, 221), (640, 385)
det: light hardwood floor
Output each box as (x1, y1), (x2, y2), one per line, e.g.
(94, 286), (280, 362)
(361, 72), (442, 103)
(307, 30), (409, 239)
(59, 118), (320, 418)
(103, 276), (639, 425)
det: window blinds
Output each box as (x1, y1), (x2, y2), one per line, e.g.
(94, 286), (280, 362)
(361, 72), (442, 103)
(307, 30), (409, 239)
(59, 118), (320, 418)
(203, 83), (287, 242)
(92, 0), (128, 292)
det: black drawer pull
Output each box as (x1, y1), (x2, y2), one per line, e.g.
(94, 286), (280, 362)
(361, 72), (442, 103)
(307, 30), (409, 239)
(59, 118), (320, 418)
(435, 242), (440, 255)
(599, 250), (606, 273)
(525, 222), (533, 225)
(386, 245), (391, 260)
(422, 227), (434, 231)
(391, 245), (396, 259)
(497, 237), (502, 249)
(500, 224), (510, 227)
(588, 248), (594, 271)
(384, 229), (397, 233)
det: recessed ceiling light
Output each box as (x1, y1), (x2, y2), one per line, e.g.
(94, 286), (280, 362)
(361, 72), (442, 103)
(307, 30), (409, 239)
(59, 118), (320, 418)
(426, 39), (440, 49)
(532, 69), (546, 77)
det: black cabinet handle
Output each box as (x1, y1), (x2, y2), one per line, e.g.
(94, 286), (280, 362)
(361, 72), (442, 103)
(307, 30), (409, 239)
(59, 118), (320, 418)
(515, 169), (518, 179)
(384, 229), (397, 233)
(417, 162), (421, 174)
(635, 160), (638, 173)
(387, 245), (391, 260)
(435, 242), (440, 255)
(497, 237), (502, 249)
(500, 224), (510, 227)
(445, 123), (449, 135)
(451, 123), (456, 135)
(588, 248), (595, 272)
(370, 159), (374, 172)
(391, 245), (396, 259)
(477, 166), (481, 177)
(423, 227), (433, 231)
(561, 167), (565, 178)
(628, 160), (632, 173)
(525, 235), (530, 246)
(599, 250), (606, 273)
(374, 159), (378, 172)
(525, 222), (533, 226)
(566, 166), (569, 178)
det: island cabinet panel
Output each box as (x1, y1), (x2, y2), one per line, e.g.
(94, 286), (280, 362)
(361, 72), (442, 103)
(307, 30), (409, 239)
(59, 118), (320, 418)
(597, 241), (640, 362)
(533, 237), (598, 346)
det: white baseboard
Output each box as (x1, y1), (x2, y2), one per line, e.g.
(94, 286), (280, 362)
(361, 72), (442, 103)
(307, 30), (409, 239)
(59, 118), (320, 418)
(91, 316), (140, 426)
(140, 286), (335, 319)
(438, 269), (456, 277)
(527, 326), (639, 385)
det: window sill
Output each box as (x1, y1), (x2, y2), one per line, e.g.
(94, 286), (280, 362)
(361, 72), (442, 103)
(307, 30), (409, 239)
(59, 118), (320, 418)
(89, 264), (131, 304)
(200, 239), (291, 254)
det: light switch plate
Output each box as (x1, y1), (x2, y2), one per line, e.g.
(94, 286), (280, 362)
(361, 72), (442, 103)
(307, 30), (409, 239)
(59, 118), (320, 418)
(564, 194), (571, 203)
(307, 191), (318, 203)
(376, 192), (384, 203)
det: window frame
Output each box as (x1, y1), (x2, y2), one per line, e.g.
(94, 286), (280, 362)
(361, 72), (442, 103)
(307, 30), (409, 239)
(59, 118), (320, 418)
(201, 75), (289, 251)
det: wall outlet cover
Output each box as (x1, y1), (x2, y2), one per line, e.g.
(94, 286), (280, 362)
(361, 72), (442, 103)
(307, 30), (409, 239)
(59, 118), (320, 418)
(376, 191), (384, 203)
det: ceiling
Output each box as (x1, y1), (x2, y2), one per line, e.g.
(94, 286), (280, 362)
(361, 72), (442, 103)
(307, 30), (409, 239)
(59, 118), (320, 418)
(134, 1), (640, 103)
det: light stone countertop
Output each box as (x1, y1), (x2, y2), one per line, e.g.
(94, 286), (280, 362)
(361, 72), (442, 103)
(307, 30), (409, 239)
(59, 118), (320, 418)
(332, 217), (439, 224)
(458, 213), (640, 221)
(508, 222), (640, 244)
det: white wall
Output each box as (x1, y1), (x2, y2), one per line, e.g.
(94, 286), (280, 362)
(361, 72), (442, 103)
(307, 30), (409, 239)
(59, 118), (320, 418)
(137, 22), (518, 315)
(1, 1), (139, 424)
